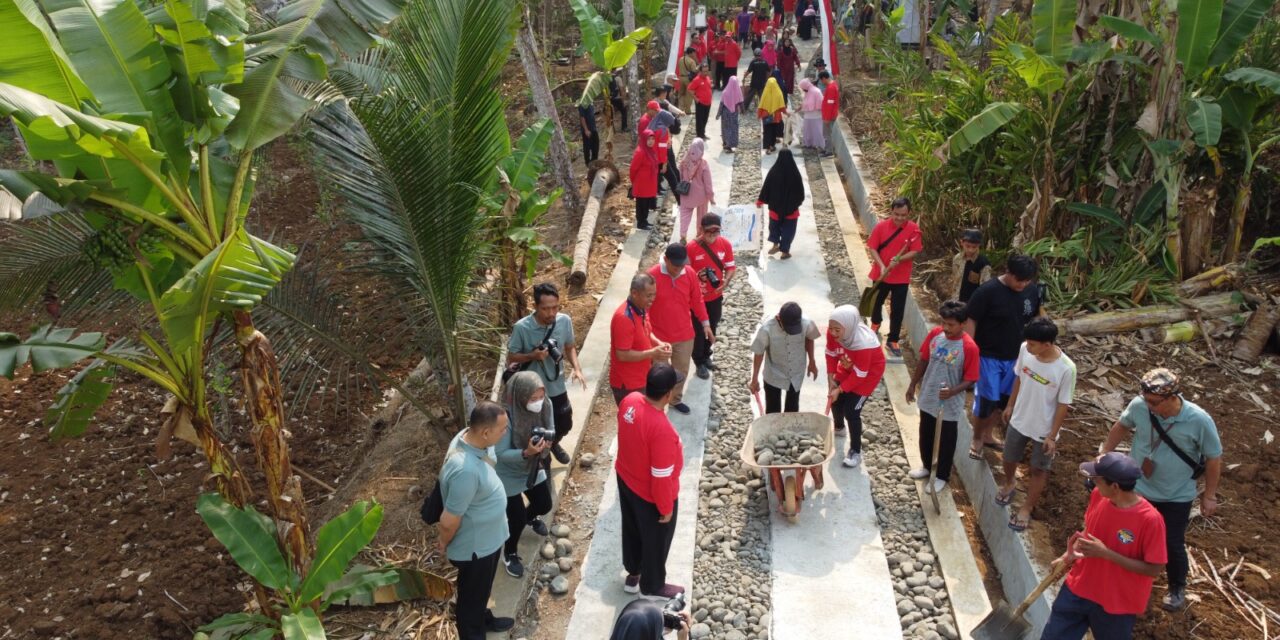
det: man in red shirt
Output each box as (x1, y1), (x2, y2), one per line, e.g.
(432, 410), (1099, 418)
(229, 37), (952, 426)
(636, 100), (660, 137)
(610, 273), (671, 405)
(615, 363), (686, 599)
(686, 214), (735, 380)
(1043, 452), (1167, 640)
(819, 70), (839, 157)
(720, 36), (742, 91)
(867, 196), (924, 357)
(647, 243), (712, 415)
(709, 31), (727, 90)
(687, 65), (713, 140)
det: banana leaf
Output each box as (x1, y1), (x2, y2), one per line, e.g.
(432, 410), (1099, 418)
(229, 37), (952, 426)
(1208, 0), (1276, 68)
(1175, 0), (1223, 78)
(325, 565), (453, 606)
(298, 500), (382, 603)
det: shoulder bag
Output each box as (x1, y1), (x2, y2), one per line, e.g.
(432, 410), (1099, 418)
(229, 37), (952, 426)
(1147, 410), (1206, 479)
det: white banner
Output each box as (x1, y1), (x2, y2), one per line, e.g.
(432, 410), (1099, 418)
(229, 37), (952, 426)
(720, 204), (762, 250)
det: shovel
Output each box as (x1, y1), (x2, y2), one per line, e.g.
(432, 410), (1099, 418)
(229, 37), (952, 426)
(971, 559), (1070, 640)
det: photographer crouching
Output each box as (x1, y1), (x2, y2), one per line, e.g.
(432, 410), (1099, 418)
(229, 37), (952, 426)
(494, 372), (555, 579)
(609, 597), (691, 640)
(686, 213), (735, 379)
(507, 283), (587, 464)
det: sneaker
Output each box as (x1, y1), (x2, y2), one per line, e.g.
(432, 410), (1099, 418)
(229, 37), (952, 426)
(485, 615), (515, 632)
(1162, 588), (1187, 611)
(842, 452), (862, 468)
(870, 322), (881, 334)
(887, 341), (902, 358)
(527, 517), (549, 537)
(908, 467), (930, 480)
(926, 478), (947, 494)
(671, 402), (692, 415)
(704, 359), (720, 372)
(833, 426), (847, 437)
(641, 583), (686, 599)
(550, 442), (570, 464)
(503, 553), (525, 578)
(623, 574), (641, 594)
(768, 243), (781, 254)
(696, 363), (711, 379)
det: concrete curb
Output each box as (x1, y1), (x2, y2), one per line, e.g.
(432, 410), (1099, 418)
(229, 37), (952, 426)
(828, 117), (1056, 637)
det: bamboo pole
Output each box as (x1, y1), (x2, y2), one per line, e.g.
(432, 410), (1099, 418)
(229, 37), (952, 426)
(568, 165), (619, 291)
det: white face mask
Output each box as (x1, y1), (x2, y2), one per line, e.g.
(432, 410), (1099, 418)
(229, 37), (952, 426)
(526, 399), (545, 414)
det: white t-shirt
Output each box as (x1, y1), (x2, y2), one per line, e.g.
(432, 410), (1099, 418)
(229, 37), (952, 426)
(1009, 343), (1076, 441)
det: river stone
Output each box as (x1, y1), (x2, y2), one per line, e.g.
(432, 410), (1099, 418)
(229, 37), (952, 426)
(690, 623), (712, 639)
(555, 538), (574, 557)
(540, 543), (556, 560)
(551, 524), (571, 538)
(905, 572), (928, 587)
(557, 557), (574, 572)
(938, 621), (958, 639)
(897, 600), (915, 616)
(549, 575), (569, 595)
(913, 595), (934, 611)
(539, 563), (560, 580)
(579, 453), (596, 468)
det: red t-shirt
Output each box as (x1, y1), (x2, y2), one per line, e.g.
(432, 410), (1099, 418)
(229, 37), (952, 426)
(686, 237), (736, 302)
(753, 15), (769, 35)
(615, 393), (684, 515)
(723, 40), (742, 69)
(707, 15), (719, 34)
(825, 336), (886, 397)
(653, 127), (671, 164)
(688, 75), (714, 106)
(1065, 489), (1168, 615)
(647, 263), (709, 343)
(610, 300), (654, 390)
(822, 81), (840, 122)
(867, 219), (923, 284)
(710, 36), (726, 62)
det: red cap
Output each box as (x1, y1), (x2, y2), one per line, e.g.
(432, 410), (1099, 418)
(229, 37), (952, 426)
(647, 100), (661, 111)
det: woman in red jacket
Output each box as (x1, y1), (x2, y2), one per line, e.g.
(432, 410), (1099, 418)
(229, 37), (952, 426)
(776, 37), (801, 95)
(826, 304), (885, 468)
(630, 128), (660, 230)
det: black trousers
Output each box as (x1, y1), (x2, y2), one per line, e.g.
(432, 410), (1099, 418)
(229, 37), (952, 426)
(743, 84), (762, 111)
(550, 392), (573, 440)
(663, 160), (682, 197)
(717, 65), (736, 90)
(504, 480), (554, 555)
(695, 102), (711, 138)
(871, 282), (910, 342)
(636, 196), (656, 226)
(1150, 500), (1193, 590)
(618, 474), (678, 594)
(764, 381), (800, 413)
(833, 391), (868, 454)
(692, 296), (723, 365)
(768, 216), (798, 253)
(762, 121), (784, 148)
(450, 549), (501, 640)
(612, 386), (640, 406)
(712, 60), (723, 89)
(918, 411), (958, 482)
(611, 97), (628, 131)
(582, 129), (598, 164)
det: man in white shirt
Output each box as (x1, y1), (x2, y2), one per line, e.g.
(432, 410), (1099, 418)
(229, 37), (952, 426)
(749, 302), (821, 413)
(997, 317), (1077, 533)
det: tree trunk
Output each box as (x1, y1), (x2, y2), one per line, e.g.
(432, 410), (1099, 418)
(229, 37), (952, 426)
(624, 0), (642, 145)
(1232, 302), (1280, 363)
(569, 165), (618, 291)
(1180, 175), (1218, 276)
(984, 0), (999, 30)
(517, 16), (582, 214)
(1056, 292), (1249, 336)
(1176, 263), (1242, 297)
(1224, 168), (1254, 264)
(233, 311), (314, 580)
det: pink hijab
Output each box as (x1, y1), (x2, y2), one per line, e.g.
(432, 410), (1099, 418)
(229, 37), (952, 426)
(721, 76), (744, 113)
(678, 137), (707, 179)
(800, 79), (822, 112)
(762, 40), (777, 67)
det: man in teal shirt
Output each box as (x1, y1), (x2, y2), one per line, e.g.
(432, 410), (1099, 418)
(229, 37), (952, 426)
(438, 401), (514, 638)
(508, 283), (587, 464)
(1101, 368), (1222, 613)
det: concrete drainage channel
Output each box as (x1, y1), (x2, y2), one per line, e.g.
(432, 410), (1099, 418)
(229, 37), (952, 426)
(830, 121), (1053, 636)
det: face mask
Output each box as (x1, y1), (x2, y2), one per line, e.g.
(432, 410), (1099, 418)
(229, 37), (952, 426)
(526, 399), (545, 414)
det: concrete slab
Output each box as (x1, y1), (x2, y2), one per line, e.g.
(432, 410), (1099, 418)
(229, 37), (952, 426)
(755, 149), (901, 640)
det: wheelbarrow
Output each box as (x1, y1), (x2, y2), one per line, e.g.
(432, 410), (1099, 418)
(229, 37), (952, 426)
(738, 412), (835, 522)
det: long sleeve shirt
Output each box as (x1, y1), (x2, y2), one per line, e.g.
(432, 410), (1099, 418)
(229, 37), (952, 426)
(647, 262), (709, 343)
(615, 393), (684, 515)
(825, 336), (886, 397)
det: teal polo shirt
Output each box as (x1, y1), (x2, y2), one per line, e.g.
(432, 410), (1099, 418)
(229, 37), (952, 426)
(1119, 395), (1222, 503)
(439, 431), (508, 561)
(508, 313), (575, 397)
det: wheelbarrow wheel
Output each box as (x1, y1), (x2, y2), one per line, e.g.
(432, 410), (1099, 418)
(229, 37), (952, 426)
(782, 474), (799, 522)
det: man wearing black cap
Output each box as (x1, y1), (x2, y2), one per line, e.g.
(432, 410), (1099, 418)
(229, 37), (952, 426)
(614, 364), (687, 599)
(750, 302), (822, 413)
(1042, 452), (1167, 640)
(687, 214), (736, 379)
(745, 48), (772, 112)
(647, 243), (713, 415)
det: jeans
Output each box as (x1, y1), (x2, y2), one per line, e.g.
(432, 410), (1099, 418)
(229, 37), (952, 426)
(618, 474), (678, 594)
(1150, 500), (1193, 591)
(692, 297), (723, 365)
(504, 480), (553, 555)
(918, 411), (958, 481)
(833, 391), (868, 454)
(695, 102), (711, 138)
(768, 216), (798, 253)
(581, 129), (598, 164)
(1041, 583), (1137, 640)
(450, 549), (501, 640)
(764, 381), (800, 413)
(871, 282), (909, 343)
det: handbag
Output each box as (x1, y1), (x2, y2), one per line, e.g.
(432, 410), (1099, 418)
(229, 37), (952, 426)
(674, 180), (692, 196)
(1146, 410), (1206, 479)
(419, 481), (444, 524)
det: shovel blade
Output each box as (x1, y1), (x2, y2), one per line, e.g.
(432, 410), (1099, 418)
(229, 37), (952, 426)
(971, 602), (1032, 640)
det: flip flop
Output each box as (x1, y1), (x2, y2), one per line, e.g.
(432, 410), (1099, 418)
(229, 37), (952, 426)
(994, 486), (1015, 507)
(1008, 513), (1030, 532)
(968, 445), (983, 460)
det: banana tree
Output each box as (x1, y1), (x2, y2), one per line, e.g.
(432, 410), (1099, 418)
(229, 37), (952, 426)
(0, 0), (403, 584)
(496, 118), (566, 328)
(570, 0), (653, 157)
(1219, 66), (1280, 262)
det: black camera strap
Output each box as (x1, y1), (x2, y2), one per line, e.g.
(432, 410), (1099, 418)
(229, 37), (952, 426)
(1148, 409), (1206, 479)
(539, 320), (560, 380)
(698, 239), (727, 275)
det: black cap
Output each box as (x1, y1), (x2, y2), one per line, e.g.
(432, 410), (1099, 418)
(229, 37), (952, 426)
(665, 243), (689, 267)
(1079, 452), (1143, 484)
(813, 57), (827, 67)
(701, 212), (722, 229)
(778, 302), (803, 335)
(645, 363), (686, 398)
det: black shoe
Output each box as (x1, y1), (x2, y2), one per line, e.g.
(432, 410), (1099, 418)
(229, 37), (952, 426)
(696, 364), (710, 379)
(502, 554), (524, 578)
(550, 442), (570, 464)
(637, 221), (652, 230)
(485, 615), (516, 632)
(671, 402), (691, 415)
(704, 360), (720, 372)
(527, 517), (549, 537)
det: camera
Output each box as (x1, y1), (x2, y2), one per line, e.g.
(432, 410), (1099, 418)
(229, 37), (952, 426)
(661, 592), (687, 630)
(701, 267), (721, 289)
(541, 338), (563, 364)
(530, 427), (556, 445)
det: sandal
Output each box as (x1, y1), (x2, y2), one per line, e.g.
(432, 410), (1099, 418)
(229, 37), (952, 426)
(968, 444), (983, 460)
(994, 486), (1015, 507)
(1008, 513), (1030, 532)
(983, 441), (1005, 452)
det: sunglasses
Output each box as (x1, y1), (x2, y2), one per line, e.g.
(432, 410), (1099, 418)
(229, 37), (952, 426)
(704, 227), (721, 234)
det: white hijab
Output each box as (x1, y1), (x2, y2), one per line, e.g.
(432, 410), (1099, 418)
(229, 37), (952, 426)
(830, 304), (880, 350)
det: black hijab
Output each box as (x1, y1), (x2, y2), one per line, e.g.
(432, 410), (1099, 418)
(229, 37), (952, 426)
(758, 148), (805, 214)
(609, 600), (665, 640)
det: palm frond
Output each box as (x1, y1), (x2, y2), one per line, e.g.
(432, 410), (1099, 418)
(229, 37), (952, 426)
(0, 212), (135, 322)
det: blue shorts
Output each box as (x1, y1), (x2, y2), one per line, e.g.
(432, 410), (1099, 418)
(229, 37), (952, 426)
(972, 357), (1017, 418)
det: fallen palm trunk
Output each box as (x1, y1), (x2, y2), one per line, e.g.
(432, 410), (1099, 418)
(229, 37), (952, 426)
(1057, 292), (1251, 336)
(568, 165), (618, 291)
(1231, 302), (1280, 363)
